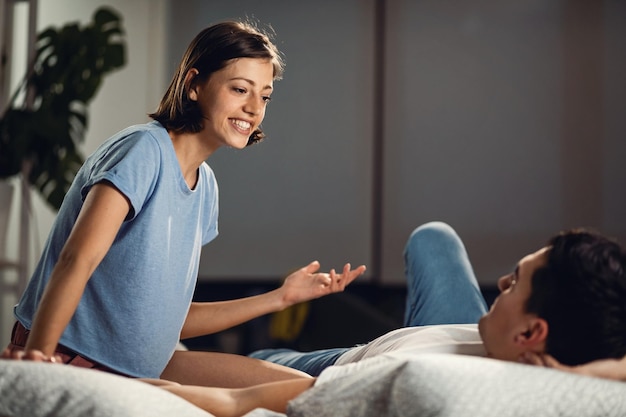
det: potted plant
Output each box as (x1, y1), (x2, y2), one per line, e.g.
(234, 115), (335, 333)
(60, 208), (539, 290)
(0, 6), (126, 211)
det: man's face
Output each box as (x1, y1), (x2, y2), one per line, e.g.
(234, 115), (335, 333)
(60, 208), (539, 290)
(478, 247), (550, 362)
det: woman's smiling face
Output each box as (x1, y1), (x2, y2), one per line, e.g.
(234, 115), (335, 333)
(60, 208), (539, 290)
(192, 57), (274, 150)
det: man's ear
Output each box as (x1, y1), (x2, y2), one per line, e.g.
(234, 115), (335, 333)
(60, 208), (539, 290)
(514, 317), (548, 347)
(185, 68), (200, 101)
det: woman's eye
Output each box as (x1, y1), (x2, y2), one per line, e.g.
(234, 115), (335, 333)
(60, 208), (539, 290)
(262, 96), (272, 103)
(233, 87), (246, 94)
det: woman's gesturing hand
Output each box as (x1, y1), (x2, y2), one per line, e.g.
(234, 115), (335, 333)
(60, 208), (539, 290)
(278, 261), (366, 306)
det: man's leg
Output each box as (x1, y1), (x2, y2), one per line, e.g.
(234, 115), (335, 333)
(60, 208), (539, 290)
(248, 347), (349, 377)
(403, 221), (488, 326)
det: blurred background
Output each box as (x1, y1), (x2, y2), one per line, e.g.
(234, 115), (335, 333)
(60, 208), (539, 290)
(1, 0), (625, 353)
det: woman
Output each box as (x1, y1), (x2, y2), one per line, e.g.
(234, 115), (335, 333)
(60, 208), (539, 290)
(2, 20), (365, 388)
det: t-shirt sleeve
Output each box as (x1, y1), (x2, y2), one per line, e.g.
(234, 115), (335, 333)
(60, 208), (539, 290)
(80, 132), (161, 220)
(200, 163), (219, 245)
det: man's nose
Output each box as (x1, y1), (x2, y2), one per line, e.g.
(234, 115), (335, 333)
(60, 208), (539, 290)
(497, 275), (509, 292)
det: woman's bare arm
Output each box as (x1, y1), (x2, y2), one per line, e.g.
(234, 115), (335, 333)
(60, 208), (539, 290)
(150, 377), (316, 417)
(4, 183), (130, 359)
(181, 262), (366, 339)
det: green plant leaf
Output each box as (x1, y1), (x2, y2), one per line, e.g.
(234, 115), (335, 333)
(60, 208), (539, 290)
(0, 6), (126, 210)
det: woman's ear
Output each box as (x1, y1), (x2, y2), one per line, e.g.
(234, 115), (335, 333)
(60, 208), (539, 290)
(185, 68), (200, 101)
(514, 317), (548, 348)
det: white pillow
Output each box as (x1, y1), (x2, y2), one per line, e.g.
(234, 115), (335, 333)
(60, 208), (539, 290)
(288, 353), (626, 417)
(0, 360), (213, 417)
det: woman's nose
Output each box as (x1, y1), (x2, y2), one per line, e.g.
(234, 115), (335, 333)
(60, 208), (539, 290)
(244, 97), (262, 115)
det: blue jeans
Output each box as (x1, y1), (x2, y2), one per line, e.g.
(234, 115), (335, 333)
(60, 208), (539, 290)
(249, 221), (488, 376)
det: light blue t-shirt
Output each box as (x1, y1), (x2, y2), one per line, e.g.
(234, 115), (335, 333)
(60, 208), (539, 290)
(15, 121), (219, 378)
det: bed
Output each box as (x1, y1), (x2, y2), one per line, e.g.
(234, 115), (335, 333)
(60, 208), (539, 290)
(2, 353), (626, 416)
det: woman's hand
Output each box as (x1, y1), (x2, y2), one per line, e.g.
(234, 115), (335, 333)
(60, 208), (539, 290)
(1, 347), (62, 363)
(180, 262), (366, 338)
(278, 261), (366, 306)
(519, 351), (626, 381)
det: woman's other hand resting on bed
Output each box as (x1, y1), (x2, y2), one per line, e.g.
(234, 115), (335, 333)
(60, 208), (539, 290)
(519, 352), (626, 381)
(142, 377), (316, 417)
(1, 347), (61, 363)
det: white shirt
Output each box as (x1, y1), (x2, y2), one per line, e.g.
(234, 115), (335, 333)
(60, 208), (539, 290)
(317, 324), (485, 385)
(335, 323), (485, 366)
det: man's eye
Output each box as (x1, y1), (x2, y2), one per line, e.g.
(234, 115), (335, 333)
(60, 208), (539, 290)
(262, 96), (272, 103)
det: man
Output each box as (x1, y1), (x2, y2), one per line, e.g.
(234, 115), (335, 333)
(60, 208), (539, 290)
(151, 221), (626, 416)
(250, 221), (626, 373)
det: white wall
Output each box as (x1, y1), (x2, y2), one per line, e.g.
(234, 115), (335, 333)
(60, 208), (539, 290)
(603, 0), (626, 234)
(381, 0), (626, 284)
(382, 0), (565, 283)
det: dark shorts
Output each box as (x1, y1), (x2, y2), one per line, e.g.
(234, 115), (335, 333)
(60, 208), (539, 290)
(7, 321), (127, 376)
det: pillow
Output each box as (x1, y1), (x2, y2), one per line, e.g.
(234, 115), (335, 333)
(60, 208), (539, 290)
(0, 360), (213, 417)
(287, 353), (626, 417)
(243, 410), (286, 417)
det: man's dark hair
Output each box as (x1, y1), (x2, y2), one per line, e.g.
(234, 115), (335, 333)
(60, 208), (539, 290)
(526, 229), (626, 366)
